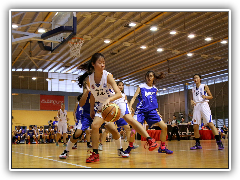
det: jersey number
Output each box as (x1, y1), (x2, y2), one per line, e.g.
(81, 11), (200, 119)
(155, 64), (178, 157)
(95, 89), (105, 96)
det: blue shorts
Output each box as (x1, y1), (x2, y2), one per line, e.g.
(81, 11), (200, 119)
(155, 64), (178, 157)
(75, 114), (92, 131)
(115, 118), (128, 127)
(28, 134), (34, 138)
(81, 115), (93, 131)
(133, 109), (162, 127)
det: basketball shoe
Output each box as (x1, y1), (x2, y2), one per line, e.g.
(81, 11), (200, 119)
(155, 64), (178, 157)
(59, 150), (69, 159)
(158, 147), (173, 154)
(145, 138), (159, 151)
(217, 141), (224, 150)
(86, 152), (99, 163)
(98, 143), (103, 151)
(118, 148), (130, 158)
(190, 142), (202, 150)
(124, 145), (134, 154)
(72, 144), (77, 149)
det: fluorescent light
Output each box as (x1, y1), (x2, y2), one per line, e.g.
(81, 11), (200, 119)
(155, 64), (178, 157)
(37, 69), (42, 71)
(71, 80), (76, 83)
(12, 69), (15, 71)
(23, 69), (29, 71)
(150, 26), (158, 31)
(32, 77), (37, 80)
(140, 46), (147, 49)
(16, 68), (22, 71)
(157, 48), (163, 52)
(38, 28), (46, 33)
(188, 34), (195, 38)
(163, 88), (166, 90)
(46, 78), (50, 81)
(170, 30), (176, 35)
(104, 39), (111, 43)
(129, 22), (136, 27)
(30, 69), (36, 71)
(205, 37), (212, 41)
(187, 53), (193, 56)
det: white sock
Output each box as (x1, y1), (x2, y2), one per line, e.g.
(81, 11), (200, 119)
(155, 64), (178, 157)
(114, 137), (122, 149)
(66, 139), (74, 151)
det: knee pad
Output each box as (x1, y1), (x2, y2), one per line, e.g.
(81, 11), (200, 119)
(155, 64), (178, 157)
(72, 131), (83, 140)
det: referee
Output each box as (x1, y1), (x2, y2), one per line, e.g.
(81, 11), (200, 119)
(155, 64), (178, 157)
(169, 115), (180, 141)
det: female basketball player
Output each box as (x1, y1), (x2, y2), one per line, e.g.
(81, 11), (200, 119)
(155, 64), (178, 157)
(124, 71), (173, 154)
(115, 81), (131, 142)
(190, 74), (224, 150)
(56, 104), (68, 146)
(70, 53), (159, 163)
(59, 82), (129, 159)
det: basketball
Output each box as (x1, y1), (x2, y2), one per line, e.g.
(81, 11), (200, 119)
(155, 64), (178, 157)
(102, 103), (121, 122)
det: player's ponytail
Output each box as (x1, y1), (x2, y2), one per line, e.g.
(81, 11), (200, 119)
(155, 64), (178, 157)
(145, 71), (165, 84)
(77, 53), (105, 88)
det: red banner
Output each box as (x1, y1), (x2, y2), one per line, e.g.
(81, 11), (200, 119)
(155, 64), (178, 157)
(40, 95), (64, 110)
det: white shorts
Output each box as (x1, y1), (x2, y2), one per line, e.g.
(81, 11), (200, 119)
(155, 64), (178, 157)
(192, 102), (212, 125)
(95, 100), (130, 121)
(57, 121), (67, 134)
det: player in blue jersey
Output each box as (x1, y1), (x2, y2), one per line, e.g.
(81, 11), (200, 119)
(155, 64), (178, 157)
(26, 125), (37, 144)
(124, 71), (173, 154)
(59, 91), (94, 159)
(37, 126), (45, 143)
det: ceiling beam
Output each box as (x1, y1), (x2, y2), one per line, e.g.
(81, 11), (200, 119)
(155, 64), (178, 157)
(66, 12), (167, 73)
(12, 12), (53, 67)
(117, 36), (228, 80)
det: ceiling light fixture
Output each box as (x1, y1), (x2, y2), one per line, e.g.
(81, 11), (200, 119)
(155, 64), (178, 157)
(163, 88), (166, 90)
(170, 30), (177, 35)
(38, 28), (46, 33)
(32, 77), (37, 80)
(140, 46), (147, 49)
(104, 39), (111, 43)
(188, 34), (195, 38)
(71, 80), (76, 83)
(12, 23), (18, 29)
(150, 26), (158, 31)
(187, 53), (193, 56)
(129, 22), (136, 27)
(220, 40), (228, 44)
(205, 37), (212, 41)
(157, 48), (163, 52)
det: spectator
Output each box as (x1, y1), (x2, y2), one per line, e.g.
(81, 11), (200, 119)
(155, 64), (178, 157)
(223, 125), (228, 139)
(180, 117), (185, 124)
(26, 125), (37, 144)
(38, 126), (45, 143)
(53, 117), (58, 129)
(167, 118), (172, 125)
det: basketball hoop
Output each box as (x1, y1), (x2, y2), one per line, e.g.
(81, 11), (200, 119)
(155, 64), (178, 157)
(68, 37), (84, 58)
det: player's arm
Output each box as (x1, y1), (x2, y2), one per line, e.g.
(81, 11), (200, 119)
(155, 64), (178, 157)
(90, 93), (95, 119)
(203, 85), (213, 100)
(73, 102), (78, 122)
(191, 89), (196, 106)
(79, 78), (91, 107)
(106, 74), (122, 103)
(129, 87), (140, 110)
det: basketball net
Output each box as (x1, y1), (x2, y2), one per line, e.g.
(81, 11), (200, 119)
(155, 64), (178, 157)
(68, 37), (84, 58)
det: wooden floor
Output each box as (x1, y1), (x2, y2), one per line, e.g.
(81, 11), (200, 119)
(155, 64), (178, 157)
(11, 139), (229, 169)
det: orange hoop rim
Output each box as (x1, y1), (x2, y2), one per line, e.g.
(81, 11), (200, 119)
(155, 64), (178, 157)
(68, 37), (84, 44)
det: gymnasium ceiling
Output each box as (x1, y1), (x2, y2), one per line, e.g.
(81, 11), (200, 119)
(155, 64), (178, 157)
(11, 11), (229, 89)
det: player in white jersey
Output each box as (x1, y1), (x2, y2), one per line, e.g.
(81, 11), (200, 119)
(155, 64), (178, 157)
(69, 53), (159, 163)
(190, 74), (224, 150)
(55, 103), (68, 146)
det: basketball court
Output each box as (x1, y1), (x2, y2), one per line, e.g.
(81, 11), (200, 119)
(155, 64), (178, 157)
(12, 140), (228, 169)
(10, 10), (230, 171)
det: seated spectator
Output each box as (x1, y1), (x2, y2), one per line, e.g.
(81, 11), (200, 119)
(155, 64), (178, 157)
(66, 125), (73, 141)
(27, 125), (37, 144)
(180, 117), (185, 124)
(223, 125), (228, 139)
(53, 117), (58, 129)
(46, 126), (54, 143)
(167, 118), (171, 125)
(53, 126), (58, 142)
(15, 126), (22, 144)
(38, 126), (45, 143)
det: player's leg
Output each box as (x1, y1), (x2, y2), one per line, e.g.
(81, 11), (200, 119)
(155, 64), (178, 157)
(148, 110), (173, 154)
(99, 127), (108, 151)
(62, 123), (67, 146)
(190, 103), (202, 150)
(86, 115), (105, 163)
(105, 122), (129, 158)
(122, 124), (131, 142)
(202, 103), (224, 150)
(124, 114), (159, 151)
(85, 129), (92, 148)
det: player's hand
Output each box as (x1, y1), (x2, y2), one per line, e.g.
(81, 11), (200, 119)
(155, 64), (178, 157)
(86, 83), (91, 92)
(102, 99), (110, 110)
(191, 100), (196, 106)
(74, 118), (77, 123)
(202, 95), (206, 99)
